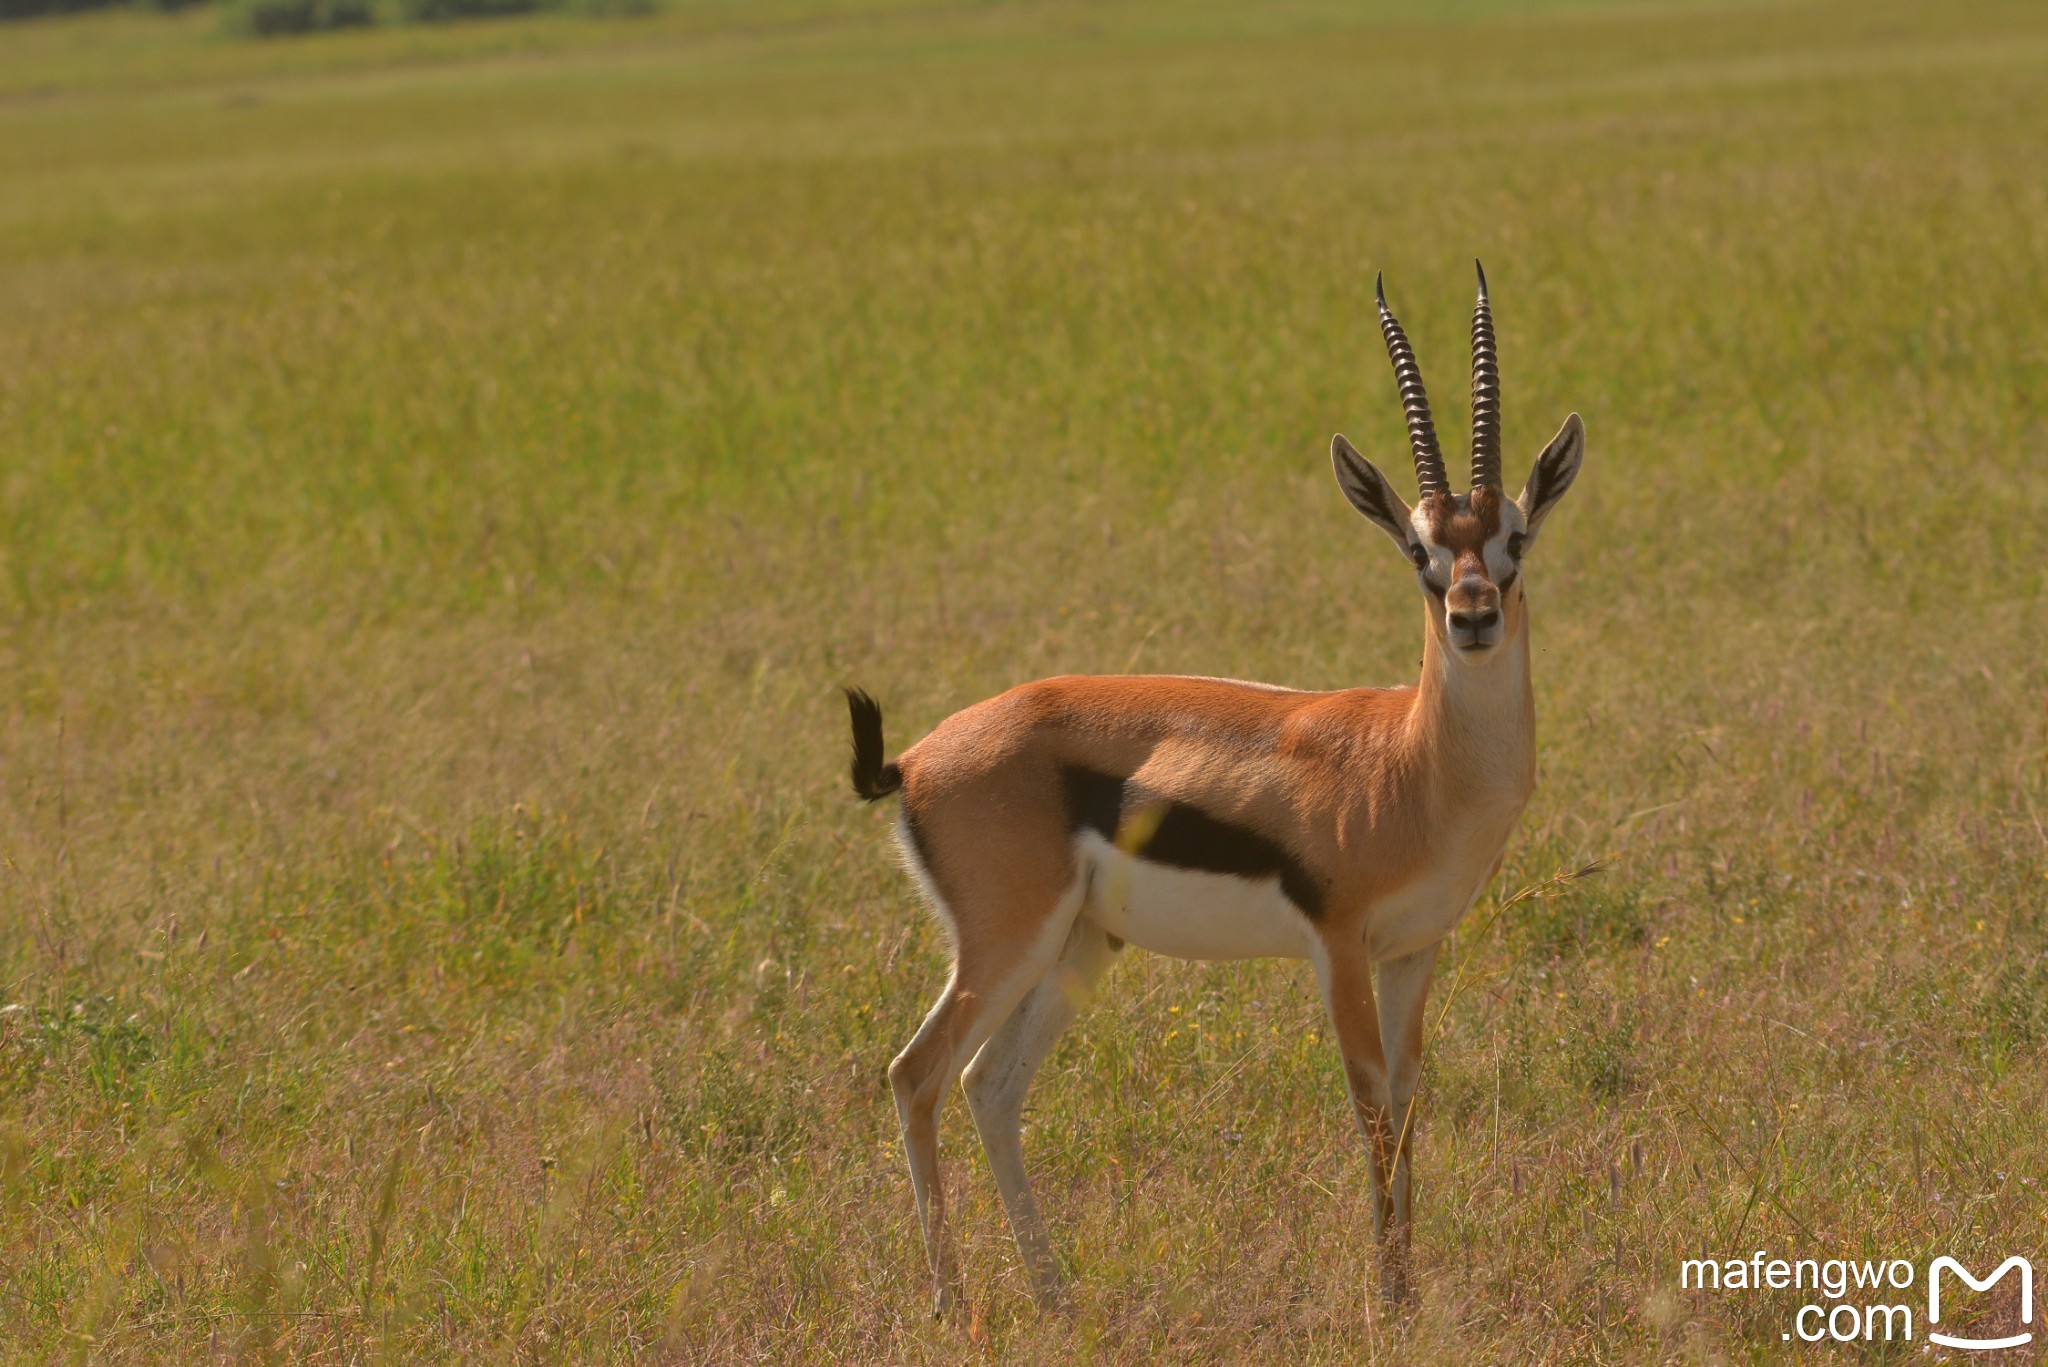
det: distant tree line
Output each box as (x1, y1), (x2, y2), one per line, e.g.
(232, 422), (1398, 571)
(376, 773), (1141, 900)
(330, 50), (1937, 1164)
(2, 0), (198, 17)
(1, 0), (650, 32)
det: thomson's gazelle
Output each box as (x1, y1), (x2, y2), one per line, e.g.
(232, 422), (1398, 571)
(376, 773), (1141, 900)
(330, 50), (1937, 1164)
(844, 264), (1585, 1312)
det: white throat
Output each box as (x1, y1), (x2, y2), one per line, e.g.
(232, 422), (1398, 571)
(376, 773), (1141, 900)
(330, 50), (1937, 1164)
(1419, 609), (1536, 802)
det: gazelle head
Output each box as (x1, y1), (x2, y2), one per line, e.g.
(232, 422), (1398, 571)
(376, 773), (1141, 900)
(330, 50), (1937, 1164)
(1331, 264), (1585, 663)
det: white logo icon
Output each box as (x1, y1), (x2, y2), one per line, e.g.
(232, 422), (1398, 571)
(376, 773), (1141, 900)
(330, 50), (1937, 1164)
(1928, 1256), (2033, 1351)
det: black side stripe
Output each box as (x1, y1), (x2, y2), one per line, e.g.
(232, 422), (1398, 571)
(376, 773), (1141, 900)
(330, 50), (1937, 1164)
(1060, 767), (1127, 845)
(1058, 765), (1326, 920)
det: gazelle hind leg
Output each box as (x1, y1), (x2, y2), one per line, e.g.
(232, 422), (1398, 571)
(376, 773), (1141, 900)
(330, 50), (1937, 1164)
(963, 915), (1119, 1308)
(889, 876), (1087, 1317)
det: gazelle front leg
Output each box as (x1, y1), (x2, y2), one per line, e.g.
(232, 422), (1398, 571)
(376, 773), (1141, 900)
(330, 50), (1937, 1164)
(1313, 940), (1406, 1302)
(1373, 943), (1439, 1299)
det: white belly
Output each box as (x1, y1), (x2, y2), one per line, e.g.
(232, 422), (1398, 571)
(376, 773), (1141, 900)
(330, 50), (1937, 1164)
(1076, 832), (1316, 962)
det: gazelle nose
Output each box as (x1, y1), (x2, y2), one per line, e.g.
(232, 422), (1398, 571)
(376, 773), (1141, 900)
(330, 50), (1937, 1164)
(1449, 607), (1500, 635)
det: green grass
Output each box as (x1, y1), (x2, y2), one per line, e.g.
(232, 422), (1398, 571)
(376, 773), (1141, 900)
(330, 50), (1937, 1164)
(2, 0), (2046, 1359)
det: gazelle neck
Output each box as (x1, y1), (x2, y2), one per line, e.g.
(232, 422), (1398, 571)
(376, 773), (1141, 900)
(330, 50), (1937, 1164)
(1409, 604), (1537, 808)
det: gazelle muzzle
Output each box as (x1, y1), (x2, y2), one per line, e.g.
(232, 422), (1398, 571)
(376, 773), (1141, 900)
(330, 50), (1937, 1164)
(1445, 573), (1503, 652)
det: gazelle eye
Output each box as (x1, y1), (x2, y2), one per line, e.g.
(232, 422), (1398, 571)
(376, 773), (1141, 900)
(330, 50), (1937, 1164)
(1506, 532), (1526, 559)
(1408, 544), (1429, 571)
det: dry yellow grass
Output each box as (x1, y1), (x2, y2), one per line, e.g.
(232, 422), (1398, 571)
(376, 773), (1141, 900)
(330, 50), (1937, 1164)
(1, 0), (2045, 1360)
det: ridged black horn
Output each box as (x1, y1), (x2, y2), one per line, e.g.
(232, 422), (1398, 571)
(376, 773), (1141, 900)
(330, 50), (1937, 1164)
(1375, 273), (1449, 499)
(1469, 260), (1502, 490)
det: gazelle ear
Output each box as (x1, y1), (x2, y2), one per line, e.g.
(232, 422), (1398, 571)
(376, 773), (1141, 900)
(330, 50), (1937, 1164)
(1331, 434), (1416, 551)
(1516, 413), (1585, 542)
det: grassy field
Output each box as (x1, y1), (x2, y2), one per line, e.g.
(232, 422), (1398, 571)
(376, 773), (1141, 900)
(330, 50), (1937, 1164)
(3, 0), (2046, 1360)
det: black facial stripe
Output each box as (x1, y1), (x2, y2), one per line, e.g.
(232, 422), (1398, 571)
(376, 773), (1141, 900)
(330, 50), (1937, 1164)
(1059, 765), (1326, 920)
(1498, 531), (1525, 592)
